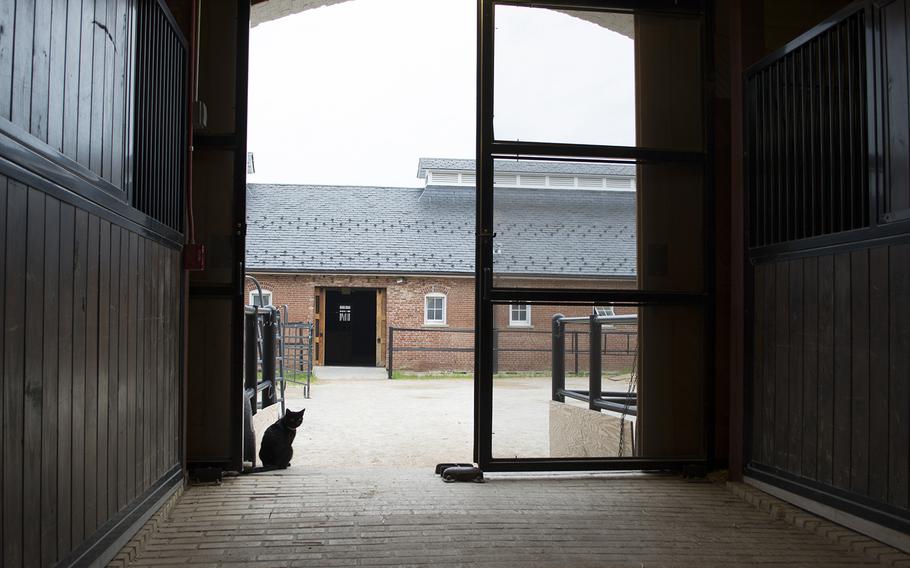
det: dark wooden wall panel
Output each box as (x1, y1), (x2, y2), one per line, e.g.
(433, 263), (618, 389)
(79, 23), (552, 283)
(97, 220), (111, 528)
(0, 1), (190, 566)
(3, 180), (27, 568)
(0, 175), (5, 567)
(57, 202), (74, 558)
(816, 254), (835, 485)
(787, 260), (803, 474)
(890, 244), (910, 509)
(850, 250), (869, 496)
(801, 256), (818, 480)
(869, 247), (889, 504)
(0, 0), (133, 191)
(23, 187), (45, 566)
(750, 244), (910, 524)
(72, 208), (87, 545)
(0, 172), (181, 566)
(882, 0), (910, 222)
(41, 197), (60, 567)
(773, 262), (789, 470)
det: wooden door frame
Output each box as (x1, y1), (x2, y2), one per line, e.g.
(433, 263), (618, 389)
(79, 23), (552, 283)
(316, 286), (386, 367)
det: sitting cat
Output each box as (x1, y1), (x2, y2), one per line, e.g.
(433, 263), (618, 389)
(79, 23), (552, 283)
(258, 408), (305, 469)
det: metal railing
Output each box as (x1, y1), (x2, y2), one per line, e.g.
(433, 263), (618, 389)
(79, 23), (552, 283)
(244, 304), (285, 415)
(387, 327), (473, 379)
(133, 0), (188, 232)
(282, 320), (313, 398)
(745, 4), (869, 248)
(386, 323), (637, 379)
(551, 313), (638, 416)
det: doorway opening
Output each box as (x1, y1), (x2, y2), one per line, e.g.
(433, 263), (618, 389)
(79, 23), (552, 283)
(323, 288), (380, 367)
(243, 0), (712, 472)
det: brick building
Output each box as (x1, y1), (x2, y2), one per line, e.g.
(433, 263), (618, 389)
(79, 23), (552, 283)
(246, 158), (638, 373)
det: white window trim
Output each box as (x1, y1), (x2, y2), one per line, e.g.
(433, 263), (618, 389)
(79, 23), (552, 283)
(249, 289), (273, 307)
(594, 306), (615, 318)
(424, 293), (447, 326)
(425, 169), (636, 192)
(509, 304), (532, 327)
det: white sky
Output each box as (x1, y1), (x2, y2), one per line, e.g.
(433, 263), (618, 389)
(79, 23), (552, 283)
(247, 0), (634, 187)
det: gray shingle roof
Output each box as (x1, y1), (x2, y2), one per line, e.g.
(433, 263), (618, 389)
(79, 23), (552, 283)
(246, 184), (636, 278)
(417, 157), (636, 179)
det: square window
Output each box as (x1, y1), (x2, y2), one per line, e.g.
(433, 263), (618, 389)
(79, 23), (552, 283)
(509, 304), (531, 327)
(425, 294), (446, 325)
(250, 290), (272, 307)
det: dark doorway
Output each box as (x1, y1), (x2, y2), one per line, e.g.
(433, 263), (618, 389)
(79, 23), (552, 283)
(324, 289), (378, 366)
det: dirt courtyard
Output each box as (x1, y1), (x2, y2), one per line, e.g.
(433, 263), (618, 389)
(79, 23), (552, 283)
(268, 369), (634, 469)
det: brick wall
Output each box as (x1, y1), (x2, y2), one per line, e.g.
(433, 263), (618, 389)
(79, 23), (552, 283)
(246, 273), (637, 374)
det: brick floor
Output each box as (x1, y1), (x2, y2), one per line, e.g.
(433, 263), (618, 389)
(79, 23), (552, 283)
(120, 468), (898, 567)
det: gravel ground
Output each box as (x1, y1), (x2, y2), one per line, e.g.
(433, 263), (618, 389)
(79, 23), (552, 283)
(281, 372), (634, 468)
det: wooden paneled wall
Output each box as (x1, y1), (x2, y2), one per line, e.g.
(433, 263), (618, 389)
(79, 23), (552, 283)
(0, 0), (132, 192)
(750, 244), (910, 520)
(0, 173), (181, 567)
(0, 0), (188, 566)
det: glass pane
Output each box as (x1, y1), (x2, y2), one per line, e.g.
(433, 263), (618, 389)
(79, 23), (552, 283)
(491, 302), (705, 460)
(491, 160), (704, 292)
(493, 6), (703, 151)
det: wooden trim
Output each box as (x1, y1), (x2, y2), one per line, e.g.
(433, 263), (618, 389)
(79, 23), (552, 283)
(315, 287), (326, 366)
(376, 288), (387, 366)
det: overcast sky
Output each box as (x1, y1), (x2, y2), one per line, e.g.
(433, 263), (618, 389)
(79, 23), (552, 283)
(247, 0), (634, 187)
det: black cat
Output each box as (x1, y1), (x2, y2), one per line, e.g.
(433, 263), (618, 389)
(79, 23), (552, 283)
(258, 408), (305, 468)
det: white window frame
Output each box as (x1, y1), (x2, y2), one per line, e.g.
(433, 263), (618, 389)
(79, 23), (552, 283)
(424, 293), (447, 326)
(249, 289), (273, 307)
(594, 305), (615, 318)
(509, 304), (531, 327)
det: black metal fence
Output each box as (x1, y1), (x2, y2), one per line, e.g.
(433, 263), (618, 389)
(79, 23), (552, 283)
(133, 0), (188, 232)
(282, 320), (313, 399)
(244, 305), (285, 415)
(386, 324), (637, 379)
(550, 314), (638, 416)
(745, 5), (869, 248)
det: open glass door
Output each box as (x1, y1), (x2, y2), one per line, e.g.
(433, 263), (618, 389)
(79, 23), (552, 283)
(474, 0), (713, 471)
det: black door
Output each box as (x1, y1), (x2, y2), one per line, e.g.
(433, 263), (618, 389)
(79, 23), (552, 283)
(324, 289), (377, 366)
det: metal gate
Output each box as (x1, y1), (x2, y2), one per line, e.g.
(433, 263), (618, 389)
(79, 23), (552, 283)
(281, 318), (314, 399)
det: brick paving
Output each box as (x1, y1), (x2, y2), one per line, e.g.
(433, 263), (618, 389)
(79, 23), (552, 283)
(121, 469), (899, 568)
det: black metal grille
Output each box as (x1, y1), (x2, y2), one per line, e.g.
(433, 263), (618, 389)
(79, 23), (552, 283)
(746, 9), (869, 248)
(133, 0), (188, 233)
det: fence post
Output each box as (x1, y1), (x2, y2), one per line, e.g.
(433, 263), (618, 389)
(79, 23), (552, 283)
(387, 326), (394, 380)
(306, 323), (313, 398)
(492, 328), (499, 375)
(262, 309), (278, 408)
(552, 314), (565, 402)
(589, 314), (601, 411)
(573, 331), (579, 375)
(244, 309), (258, 415)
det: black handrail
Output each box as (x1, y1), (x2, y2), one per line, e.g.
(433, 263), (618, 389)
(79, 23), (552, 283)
(551, 313), (638, 416)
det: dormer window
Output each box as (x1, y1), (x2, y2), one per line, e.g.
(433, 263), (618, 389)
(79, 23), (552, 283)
(419, 159), (636, 191)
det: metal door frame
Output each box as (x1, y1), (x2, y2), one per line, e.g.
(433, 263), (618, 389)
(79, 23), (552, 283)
(473, 0), (717, 472)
